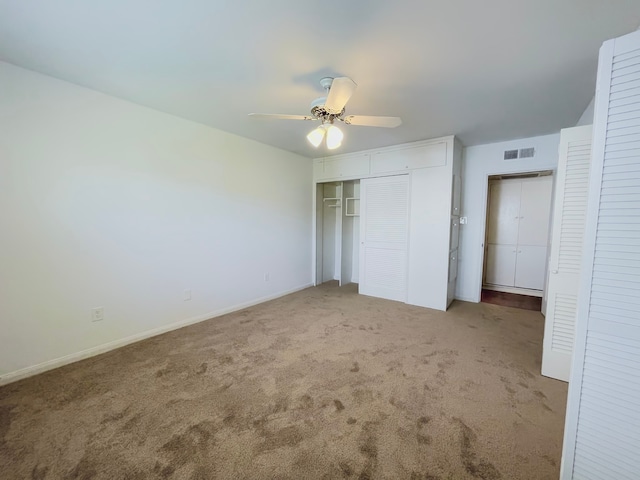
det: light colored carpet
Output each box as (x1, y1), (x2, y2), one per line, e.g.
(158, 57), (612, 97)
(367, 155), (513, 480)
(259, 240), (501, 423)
(0, 282), (567, 479)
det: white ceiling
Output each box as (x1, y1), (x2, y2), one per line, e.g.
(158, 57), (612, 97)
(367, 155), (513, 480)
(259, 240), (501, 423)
(1, 1), (639, 157)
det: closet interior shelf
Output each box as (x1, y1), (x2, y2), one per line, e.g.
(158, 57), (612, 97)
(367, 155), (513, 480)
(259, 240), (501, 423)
(323, 197), (341, 208)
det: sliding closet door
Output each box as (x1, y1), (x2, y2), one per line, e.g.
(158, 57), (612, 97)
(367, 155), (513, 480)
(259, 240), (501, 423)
(542, 125), (592, 382)
(359, 175), (409, 302)
(561, 30), (640, 479)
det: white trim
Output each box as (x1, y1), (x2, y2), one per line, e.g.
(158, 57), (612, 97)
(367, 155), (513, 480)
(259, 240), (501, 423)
(454, 294), (477, 303)
(559, 38), (614, 480)
(0, 283), (312, 386)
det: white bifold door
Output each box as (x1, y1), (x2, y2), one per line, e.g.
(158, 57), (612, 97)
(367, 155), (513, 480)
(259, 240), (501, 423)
(561, 29), (640, 479)
(542, 125), (592, 382)
(359, 175), (409, 302)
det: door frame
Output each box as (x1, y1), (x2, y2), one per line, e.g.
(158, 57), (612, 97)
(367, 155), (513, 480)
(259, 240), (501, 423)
(475, 170), (555, 304)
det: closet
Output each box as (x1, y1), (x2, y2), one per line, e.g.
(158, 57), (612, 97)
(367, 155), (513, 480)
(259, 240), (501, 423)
(313, 136), (463, 311)
(315, 180), (360, 286)
(484, 175), (553, 295)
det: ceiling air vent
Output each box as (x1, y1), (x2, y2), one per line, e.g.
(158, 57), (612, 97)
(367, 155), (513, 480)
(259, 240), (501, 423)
(504, 149), (519, 160)
(519, 147), (535, 158)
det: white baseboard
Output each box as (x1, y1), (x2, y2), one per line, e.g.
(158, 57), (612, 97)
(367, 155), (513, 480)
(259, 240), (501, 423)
(454, 294), (478, 303)
(0, 283), (312, 386)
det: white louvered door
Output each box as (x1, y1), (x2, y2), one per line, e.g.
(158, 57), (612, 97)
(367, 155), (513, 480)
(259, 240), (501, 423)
(561, 30), (640, 479)
(542, 125), (592, 382)
(359, 175), (409, 302)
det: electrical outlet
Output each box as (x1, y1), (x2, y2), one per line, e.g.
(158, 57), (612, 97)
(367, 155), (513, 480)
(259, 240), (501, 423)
(183, 289), (192, 301)
(264, 273), (270, 282)
(460, 216), (468, 225)
(92, 307), (104, 322)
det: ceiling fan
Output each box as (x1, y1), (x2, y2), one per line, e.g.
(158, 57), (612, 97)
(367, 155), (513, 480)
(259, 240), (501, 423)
(249, 77), (402, 150)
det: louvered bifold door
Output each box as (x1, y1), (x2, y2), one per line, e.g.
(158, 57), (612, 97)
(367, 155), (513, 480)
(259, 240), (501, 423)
(561, 30), (640, 480)
(542, 125), (592, 382)
(359, 175), (409, 302)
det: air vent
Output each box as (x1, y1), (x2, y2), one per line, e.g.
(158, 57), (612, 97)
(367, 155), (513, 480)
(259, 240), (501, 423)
(504, 149), (519, 160)
(503, 147), (535, 160)
(519, 147), (535, 158)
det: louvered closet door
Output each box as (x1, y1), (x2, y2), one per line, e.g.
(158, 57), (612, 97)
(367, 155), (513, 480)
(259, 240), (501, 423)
(359, 175), (409, 302)
(561, 31), (640, 480)
(542, 125), (592, 382)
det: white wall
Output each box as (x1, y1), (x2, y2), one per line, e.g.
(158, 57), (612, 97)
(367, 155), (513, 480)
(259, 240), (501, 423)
(576, 96), (595, 126)
(455, 134), (560, 302)
(0, 62), (312, 383)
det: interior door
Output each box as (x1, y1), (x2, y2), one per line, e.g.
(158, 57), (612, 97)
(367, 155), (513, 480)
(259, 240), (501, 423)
(359, 175), (409, 302)
(485, 244), (517, 286)
(487, 180), (521, 245)
(517, 177), (553, 246)
(514, 245), (548, 290)
(542, 125), (592, 382)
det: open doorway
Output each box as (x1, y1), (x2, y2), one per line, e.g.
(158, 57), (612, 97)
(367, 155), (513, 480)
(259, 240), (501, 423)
(481, 171), (554, 311)
(314, 180), (360, 287)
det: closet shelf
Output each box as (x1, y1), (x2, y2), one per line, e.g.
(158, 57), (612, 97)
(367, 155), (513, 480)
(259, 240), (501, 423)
(345, 197), (360, 216)
(323, 197), (341, 208)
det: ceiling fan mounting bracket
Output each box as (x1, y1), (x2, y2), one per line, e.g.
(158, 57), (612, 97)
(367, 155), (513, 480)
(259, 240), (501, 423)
(319, 77), (334, 91)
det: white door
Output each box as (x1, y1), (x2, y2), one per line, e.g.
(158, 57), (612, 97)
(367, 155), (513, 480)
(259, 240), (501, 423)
(542, 126), (592, 382)
(487, 180), (521, 245)
(518, 177), (553, 246)
(514, 245), (548, 290)
(485, 244), (517, 286)
(561, 31), (640, 479)
(485, 180), (521, 287)
(359, 175), (409, 302)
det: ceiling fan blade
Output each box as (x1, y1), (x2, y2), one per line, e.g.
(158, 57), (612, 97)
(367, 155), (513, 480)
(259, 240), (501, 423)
(324, 77), (357, 114)
(249, 113), (316, 121)
(343, 115), (402, 128)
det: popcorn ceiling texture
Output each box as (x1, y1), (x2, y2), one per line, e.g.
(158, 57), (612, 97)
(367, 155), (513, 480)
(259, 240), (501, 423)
(0, 282), (567, 479)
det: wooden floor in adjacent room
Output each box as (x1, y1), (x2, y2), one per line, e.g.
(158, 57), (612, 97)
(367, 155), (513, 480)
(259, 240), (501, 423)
(481, 289), (543, 312)
(0, 283), (566, 480)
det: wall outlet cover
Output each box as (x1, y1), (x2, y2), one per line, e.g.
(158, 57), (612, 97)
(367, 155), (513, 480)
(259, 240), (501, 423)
(92, 307), (104, 322)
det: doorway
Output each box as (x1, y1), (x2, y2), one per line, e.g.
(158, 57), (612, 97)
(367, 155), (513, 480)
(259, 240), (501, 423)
(315, 180), (361, 287)
(481, 172), (554, 310)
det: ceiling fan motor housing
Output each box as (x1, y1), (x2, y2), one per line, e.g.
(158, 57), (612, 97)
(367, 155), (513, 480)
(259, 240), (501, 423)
(310, 96), (343, 122)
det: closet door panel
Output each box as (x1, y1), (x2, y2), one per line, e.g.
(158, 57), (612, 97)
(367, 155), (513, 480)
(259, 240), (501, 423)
(485, 244), (516, 287)
(371, 142), (446, 175)
(562, 32), (640, 480)
(487, 181), (521, 245)
(324, 153), (370, 179)
(518, 177), (553, 246)
(514, 245), (548, 290)
(542, 125), (592, 382)
(359, 175), (409, 302)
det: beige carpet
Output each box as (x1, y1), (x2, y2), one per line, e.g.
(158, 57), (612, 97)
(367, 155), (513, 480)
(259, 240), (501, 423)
(0, 283), (567, 479)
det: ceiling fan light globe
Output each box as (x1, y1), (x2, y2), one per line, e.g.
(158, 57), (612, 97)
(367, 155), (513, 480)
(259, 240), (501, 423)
(326, 125), (344, 150)
(307, 127), (325, 148)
